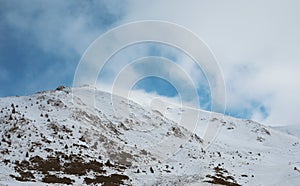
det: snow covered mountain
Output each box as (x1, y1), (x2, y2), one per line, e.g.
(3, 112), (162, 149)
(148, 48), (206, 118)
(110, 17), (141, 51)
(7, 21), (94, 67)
(0, 86), (299, 185)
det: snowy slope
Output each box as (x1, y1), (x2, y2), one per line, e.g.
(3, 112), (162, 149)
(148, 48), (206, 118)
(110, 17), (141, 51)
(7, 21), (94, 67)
(0, 86), (299, 185)
(271, 125), (300, 138)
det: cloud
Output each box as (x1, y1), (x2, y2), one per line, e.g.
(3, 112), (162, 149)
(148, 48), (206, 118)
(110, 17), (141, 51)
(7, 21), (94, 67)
(0, 0), (126, 96)
(1, 0), (126, 57)
(90, 40), (216, 111)
(118, 0), (300, 126)
(95, 46), (200, 108)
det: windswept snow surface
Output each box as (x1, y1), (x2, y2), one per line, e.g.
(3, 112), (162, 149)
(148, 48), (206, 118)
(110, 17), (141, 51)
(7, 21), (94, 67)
(0, 86), (299, 185)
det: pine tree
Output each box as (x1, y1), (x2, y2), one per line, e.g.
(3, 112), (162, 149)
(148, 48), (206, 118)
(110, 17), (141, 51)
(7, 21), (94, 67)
(150, 167), (154, 173)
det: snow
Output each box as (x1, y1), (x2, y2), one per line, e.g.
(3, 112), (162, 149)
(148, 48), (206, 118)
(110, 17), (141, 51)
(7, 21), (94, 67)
(0, 86), (299, 185)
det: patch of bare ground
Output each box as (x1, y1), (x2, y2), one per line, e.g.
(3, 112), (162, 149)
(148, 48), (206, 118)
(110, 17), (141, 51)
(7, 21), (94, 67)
(84, 174), (129, 185)
(10, 152), (130, 185)
(10, 171), (35, 182)
(204, 166), (241, 186)
(42, 174), (73, 185)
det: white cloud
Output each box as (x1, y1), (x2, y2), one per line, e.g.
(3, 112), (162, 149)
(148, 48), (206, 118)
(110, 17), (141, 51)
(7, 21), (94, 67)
(2, 0), (124, 57)
(119, 0), (300, 126)
(96, 54), (200, 108)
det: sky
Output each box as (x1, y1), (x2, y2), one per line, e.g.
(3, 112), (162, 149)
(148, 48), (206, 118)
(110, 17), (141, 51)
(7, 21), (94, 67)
(0, 0), (300, 126)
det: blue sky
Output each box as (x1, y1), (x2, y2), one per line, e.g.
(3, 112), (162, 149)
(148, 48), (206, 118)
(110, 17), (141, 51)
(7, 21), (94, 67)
(1, 0), (300, 126)
(0, 0), (124, 96)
